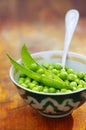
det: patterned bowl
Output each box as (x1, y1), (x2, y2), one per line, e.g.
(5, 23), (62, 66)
(9, 51), (86, 118)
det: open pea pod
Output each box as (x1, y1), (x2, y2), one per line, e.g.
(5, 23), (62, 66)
(8, 55), (66, 89)
(21, 44), (63, 82)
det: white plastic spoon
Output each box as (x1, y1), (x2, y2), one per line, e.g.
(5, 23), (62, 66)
(62, 9), (79, 69)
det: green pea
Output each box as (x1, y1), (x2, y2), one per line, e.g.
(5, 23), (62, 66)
(29, 83), (36, 89)
(76, 71), (85, 79)
(67, 74), (77, 81)
(53, 63), (62, 70)
(75, 78), (80, 85)
(77, 84), (83, 89)
(32, 86), (40, 92)
(65, 66), (70, 71)
(65, 90), (72, 93)
(21, 83), (28, 88)
(59, 70), (67, 80)
(43, 86), (49, 93)
(52, 69), (59, 75)
(32, 80), (38, 85)
(41, 74), (46, 77)
(25, 77), (31, 84)
(56, 89), (60, 93)
(37, 68), (44, 74)
(67, 68), (74, 74)
(79, 80), (85, 86)
(84, 75), (86, 81)
(48, 65), (54, 70)
(18, 77), (25, 84)
(49, 87), (56, 93)
(42, 63), (50, 69)
(30, 63), (38, 71)
(64, 80), (70, 87)
(84, 83), (86, 88)
(20, 73), (26, 77)
(61, 89), (68, 93)
(70, 82), (77, 90)
(38, 85), (43, 92)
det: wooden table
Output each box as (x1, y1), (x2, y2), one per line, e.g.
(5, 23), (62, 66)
(0, 19), (86, 130)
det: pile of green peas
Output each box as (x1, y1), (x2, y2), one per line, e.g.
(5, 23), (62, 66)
(18, 62), (86, 93)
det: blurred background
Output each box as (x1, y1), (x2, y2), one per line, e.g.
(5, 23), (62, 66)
(0, 0), (86, 57)
(0, 0), (86, 22)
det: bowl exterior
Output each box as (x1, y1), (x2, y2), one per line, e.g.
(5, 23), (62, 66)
(16, 85), (86, 118)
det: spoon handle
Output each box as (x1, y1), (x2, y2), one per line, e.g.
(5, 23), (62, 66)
(62, 9), (79, 69)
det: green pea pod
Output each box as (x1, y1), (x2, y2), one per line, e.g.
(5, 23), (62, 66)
(21, 44), (63, 82)
(21, 44), (49, 76)
(21, 44), (41, 69)
(8, 55), (65, 89)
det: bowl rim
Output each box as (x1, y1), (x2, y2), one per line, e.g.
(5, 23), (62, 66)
(9, 50), (86, 95)
(31, 50), (86, 60)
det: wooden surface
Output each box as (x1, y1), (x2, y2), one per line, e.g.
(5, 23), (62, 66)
(0, 19), (86, 130)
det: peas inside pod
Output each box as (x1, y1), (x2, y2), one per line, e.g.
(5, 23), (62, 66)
(18, 62), (86, 93)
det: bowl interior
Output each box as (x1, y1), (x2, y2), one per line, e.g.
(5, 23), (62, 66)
(10, 50), (86, 94)
(32, 51), (86, 72)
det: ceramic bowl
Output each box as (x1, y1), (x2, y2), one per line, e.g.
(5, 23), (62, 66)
(9, 51), (86, 118)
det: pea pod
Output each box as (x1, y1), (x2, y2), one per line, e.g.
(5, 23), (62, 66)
(21, 44), (41, 69)
(21, 44), (49, 76)
(21, 44), (63, 82)
(8, 55), (66, 89)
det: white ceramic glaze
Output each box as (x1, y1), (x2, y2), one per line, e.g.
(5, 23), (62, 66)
(62, 9), (79, 68)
